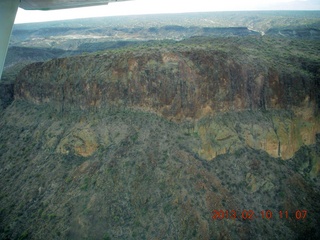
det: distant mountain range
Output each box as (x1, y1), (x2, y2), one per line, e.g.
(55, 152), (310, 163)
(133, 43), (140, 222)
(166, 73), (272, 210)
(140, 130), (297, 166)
(3, 11), (319, 83)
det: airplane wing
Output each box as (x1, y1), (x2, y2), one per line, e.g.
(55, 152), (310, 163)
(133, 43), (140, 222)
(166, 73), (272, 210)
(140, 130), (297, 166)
(0, 0), (128, 79)
(19, 0), (126, 10)
(0, 0), (20, 80)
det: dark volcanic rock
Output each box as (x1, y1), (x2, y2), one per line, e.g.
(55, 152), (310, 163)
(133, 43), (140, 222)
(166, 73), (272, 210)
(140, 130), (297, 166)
(14, 45), (318, 120)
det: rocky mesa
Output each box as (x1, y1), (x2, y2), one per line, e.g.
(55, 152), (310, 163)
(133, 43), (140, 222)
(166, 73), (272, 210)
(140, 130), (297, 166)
(14, 37), (320, 160)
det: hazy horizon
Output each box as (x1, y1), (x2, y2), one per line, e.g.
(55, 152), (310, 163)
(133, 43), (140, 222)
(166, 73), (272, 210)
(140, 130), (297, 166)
(15, 0), (320, 24)
(14, 10), (320, 26)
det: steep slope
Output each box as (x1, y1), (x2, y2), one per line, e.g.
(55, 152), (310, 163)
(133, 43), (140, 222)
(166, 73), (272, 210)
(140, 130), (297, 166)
(0, 101), (319, 239)
(1, 36), (320, 239)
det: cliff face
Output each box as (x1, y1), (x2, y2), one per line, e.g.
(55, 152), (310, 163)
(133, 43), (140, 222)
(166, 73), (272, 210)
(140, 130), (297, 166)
(195, 107), (320, 160)
(14, 40), (320, 160)
(15, 48), (317, 119)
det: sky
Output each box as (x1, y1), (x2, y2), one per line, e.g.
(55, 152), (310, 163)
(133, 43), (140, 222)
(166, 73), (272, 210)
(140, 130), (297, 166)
(15, 0), (320, 24)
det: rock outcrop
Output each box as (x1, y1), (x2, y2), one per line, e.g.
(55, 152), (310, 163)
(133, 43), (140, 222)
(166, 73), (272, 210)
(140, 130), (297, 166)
(15, 49), (316, 116)
(195, 107), (320, 160)
(15, 48), (318, 116)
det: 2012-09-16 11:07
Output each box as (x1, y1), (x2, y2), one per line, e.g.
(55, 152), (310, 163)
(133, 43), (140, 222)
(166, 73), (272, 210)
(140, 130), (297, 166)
(211, 209), (308, 220)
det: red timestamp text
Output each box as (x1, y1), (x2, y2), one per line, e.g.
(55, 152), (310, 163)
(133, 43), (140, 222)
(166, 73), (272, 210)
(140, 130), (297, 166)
(212, 210), (308, 220)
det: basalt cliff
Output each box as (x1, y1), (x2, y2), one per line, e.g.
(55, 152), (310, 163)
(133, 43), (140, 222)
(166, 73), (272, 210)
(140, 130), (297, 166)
(15, 37), (320, 160)
(1, 36), (320, 239)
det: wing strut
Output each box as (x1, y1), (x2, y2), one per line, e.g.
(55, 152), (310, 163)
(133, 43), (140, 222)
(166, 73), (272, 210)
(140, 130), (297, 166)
(0, 0), (20, 80)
